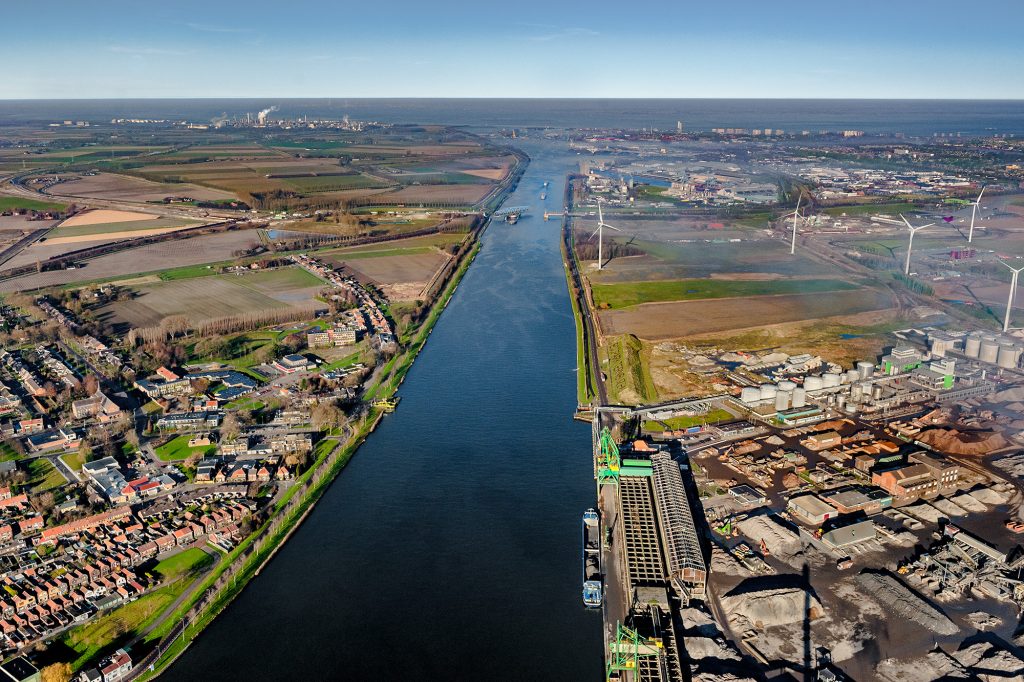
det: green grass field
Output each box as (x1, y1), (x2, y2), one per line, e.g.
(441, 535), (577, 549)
(154, 435), (216, 462)
(604, 334), (655, 404)
(643, 408), (733, 432)
(61, 450), (85, 472)
(0, 196), (66, 212)
(153, 548), (214, 581)
(282, 174), (389, 193)
(822, 202), (917, 217)
(25, 458), (65, 491)
(592, 278), (858, 309)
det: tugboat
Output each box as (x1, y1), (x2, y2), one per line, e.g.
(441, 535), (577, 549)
(582, 509), (603, 607)
(505, 211), (520, 224)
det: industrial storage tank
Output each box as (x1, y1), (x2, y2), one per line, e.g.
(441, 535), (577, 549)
(980, 339), (1000, 364)
(872, 385), (884, 400)
(792, 387), (807, 408)
(964, 333), (982, 358)
(857, 361), (875, 379)
(836, 394), (847, 410)
(759, 384), (778, 399)
(804, 376), (824, 391)
(851, 383), (863, 401)
(997, 342), (1021, 369)
(775, 391), (791, 411)
(822, 372), (841, 388)
(846, 369), (860, 383)
(740, 387), (761, 403)
(777, 380), (797, 392)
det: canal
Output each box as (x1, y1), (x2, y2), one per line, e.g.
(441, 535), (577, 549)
(163, 138), (604, 680)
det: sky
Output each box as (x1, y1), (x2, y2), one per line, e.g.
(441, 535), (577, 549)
(4, 0), (1024, 99)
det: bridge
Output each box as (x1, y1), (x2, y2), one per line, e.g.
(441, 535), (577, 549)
(489, 205), (530, 218)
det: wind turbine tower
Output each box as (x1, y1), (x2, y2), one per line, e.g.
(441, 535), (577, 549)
(1001, 260), (1024, 332)
(590, 200), (622, 270)
(900, 214), (934, 276)
(789, 195), (802, 255)
(968, 186), (985, 243)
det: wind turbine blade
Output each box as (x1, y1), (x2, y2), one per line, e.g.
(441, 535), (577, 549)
(977, 186), (985, 203)
(597, 201), (604, 225)
(603, 223), (623, 232)
(899, 214), (913, 230)
(795, 194), (802, 214)
(589, 225), (601, 241)
(919, 223), (934, 229)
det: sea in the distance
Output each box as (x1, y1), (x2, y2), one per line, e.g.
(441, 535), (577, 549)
(0, 98), (1022, 136)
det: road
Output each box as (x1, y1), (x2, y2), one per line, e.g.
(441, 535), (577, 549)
(0, 227), (51, 268)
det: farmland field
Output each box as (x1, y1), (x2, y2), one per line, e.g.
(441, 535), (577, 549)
(599, 288), (896, 340)
(592, 278), (858, 309)
(97, 266), (327, 329)
(51, 216), (198, 239)
(49, 172), (237, 202)
(0, 196), (66, 212)
(0, 230), (263, 293)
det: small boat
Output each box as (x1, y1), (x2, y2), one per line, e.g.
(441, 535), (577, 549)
(582, 509), (603, 607)
(505, 211), (520, 224)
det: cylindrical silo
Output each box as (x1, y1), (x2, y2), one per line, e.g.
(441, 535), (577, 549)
(836, 394), (847, 411)
(857, 361), (874, 379)
(851, 383), (863, 401)
(965, 333), (982, 358)
(872, 385), (884, 400)
(759, 383), (777, 399)
(778, 380), (797, 392)
(980, 339), (999, 364)
(740, 387), (761, 403)
(792, 387), (807, 408)
(823, 372), (841, 388)
(804, 376), (824, 391)
(997, 342), (1020, 369)
(775, 391), (791, 412)
(846, 369), (860, 383)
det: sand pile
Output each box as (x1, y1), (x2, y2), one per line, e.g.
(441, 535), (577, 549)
(993, 386), (1024, 402)
(902, 503), (943, 524)
(721, 586), (824, 629)
(710, 547), (747, 577)
(931, 498), (968, 517)
(965, 611), (1002, 630)
(736, 516), (802, 561)
(995, 453), (1024, 477)
(916, 428), (1008, 456)
(952, 641), (1024, 680)
(949, 493), (987, 513)
(856, 571), (958, 635)
(968, 485), (1011, 505)
(876, 649), (969, 681)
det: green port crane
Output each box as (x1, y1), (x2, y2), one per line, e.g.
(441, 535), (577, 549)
(606, 621), (663, 681)
(596, 427), (620, 487)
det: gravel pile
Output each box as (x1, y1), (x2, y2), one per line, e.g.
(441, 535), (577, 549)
(856, 571), (958, 636)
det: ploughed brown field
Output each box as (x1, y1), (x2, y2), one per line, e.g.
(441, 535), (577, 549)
(599, 289), (896, 340)
(49, 173), (237, 202)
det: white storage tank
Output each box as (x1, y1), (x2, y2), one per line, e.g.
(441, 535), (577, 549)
(804, 376), (824, 391)
(792, 387), (807, 408)
(872, 385), (884, 400)
(775, 391), (791, 412)
(759, 384), (777, 399)
(822, 372), (841, 388)
(857, 361), (875, 379)
(740, 387), (761, 403)
(777, 380), (797, 392)
(980, 339), (1000, 364)
(836, 394), (847, 410)
(964, 333), (982, 358)
(997, 342), (1020, 369)
(851, 383), (863, 401)
(845, 369), (860, 383)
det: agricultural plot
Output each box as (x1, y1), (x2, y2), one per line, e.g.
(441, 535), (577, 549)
(49, 172), (236, 202)
(0, 230), (263, 293)
(599, 288), (896, 340)
(322, 241), (451, 301)
(592, 278), (857, 309)
(373, 183), (493, 205)
(97, 267), (327, 330)
(50, 215), (199, 240)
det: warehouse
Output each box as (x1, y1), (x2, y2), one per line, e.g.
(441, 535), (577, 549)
(821, 520), (876, 550)
(788, 495), (838, 526)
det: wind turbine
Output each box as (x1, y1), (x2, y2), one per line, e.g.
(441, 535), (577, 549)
(788, 194), (803, 255)
(967, 186), (986, 243)
(1000, 259), (1024, 332)
(589, 200), (621, 270)
(900, 214), (934, 276)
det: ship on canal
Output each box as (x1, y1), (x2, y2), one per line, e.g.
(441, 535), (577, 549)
(582, 508), (603, 607)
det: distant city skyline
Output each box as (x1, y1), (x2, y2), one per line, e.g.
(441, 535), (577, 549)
(3, 0), (1023, 99)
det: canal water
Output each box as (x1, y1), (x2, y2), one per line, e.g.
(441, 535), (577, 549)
(163, 138), (604, 680)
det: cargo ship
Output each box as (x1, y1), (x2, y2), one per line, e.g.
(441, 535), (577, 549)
(582, 508), (603, 607)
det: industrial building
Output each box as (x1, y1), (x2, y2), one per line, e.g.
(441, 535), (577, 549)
(788, 495), (838, 525)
